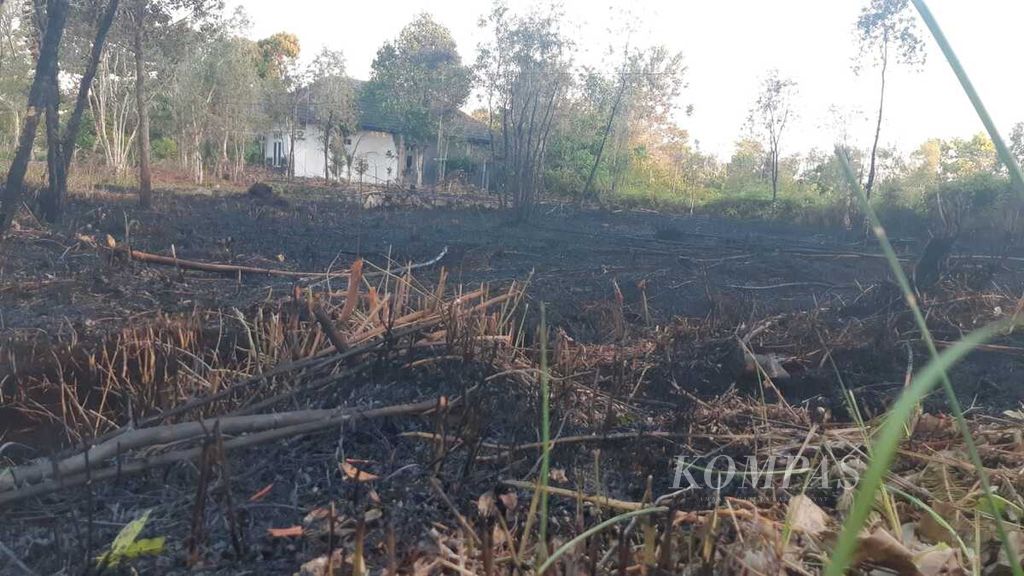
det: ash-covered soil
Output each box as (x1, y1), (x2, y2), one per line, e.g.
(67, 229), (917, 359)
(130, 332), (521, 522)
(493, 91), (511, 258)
(2, 185), (1023, 574)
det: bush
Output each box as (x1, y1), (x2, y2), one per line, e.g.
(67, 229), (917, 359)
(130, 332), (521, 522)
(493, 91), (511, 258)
(151, 137), (178, 161)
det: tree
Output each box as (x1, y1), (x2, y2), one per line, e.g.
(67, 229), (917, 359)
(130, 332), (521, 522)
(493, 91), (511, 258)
(939, 133), (998, 180)
(39, 0), (120, 222)
(365, 13), (471, 187)
(123, 0), (218, 208)
(255, 31), (298, 80)
(855, 0), (925, 199)
(477, 3), (571, 218)
(0, 1), (35, 157)
(307, 48), (355, 181)
(1, 0), (67, 234)
(160, 10), (265, 185)
(581, 44), (686, 203)
(1010, 122), (1024, 170)
(746, 70), (796, 202)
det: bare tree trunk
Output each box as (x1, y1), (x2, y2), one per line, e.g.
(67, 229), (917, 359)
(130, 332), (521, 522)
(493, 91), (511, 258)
(771, 147), (779, 202)
(0, 0), (67, 234)
(133, 0), (152, 209)
(43, 50), (63, 222)
(582, 74), (627, 204)
(323, 112), (332, 182)
(38, 0), (119, 222)
(865, 38), (889, 201)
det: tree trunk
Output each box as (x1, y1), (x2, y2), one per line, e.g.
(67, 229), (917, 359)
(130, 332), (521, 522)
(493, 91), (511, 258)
(42, 49), (64, 223)
(133, 0), (152, 209)
(0, 0), (67, 234)
(323, 114), (331, 182)
(38, 0), (119, 222)
(771, 148), (779, 202)
(865, 38), (889, 201)
(582, 74), (627, 204)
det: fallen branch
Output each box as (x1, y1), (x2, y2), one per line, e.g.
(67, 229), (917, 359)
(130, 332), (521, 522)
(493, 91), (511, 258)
(476, 431), (689, 461)
(0, 398), (446, 505)
(726, 281), (837, 291)
(108, 245), (447, 280)
(501, 479), (644, 512)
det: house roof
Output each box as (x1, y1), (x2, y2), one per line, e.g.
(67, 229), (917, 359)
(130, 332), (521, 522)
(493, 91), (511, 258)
(294, 80), (491, 144)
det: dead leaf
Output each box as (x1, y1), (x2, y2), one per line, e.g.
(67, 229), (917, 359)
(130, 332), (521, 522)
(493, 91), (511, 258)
(248, 483), (273, 502)
(917, 501), (965, 546)
(988, 530), (1024, 576)
(1002, 408), (1024, 422)
(915, 545), (965, 576)
(914, 413), (955, 438)
(550, 468), (568, 483)
(106, 234), (117, 249)
(788, 494), (830, 539)
(299, 549), (344, 575)
(496, 488), (518, 514)
(340, 460), (379, 482)
(267, 525), (304, 538)
(276, 254), (286, 262)
(477, 491), (497, 518)
(853, 527), (921, 576)
(303, 508), (330, 525)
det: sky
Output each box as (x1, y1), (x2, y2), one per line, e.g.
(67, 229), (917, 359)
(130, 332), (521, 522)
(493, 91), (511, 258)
(226, 0), (1024, 160)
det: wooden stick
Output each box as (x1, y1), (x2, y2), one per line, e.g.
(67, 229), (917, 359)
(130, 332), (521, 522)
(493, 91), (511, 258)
(501, 479), (644, 512)
(120, 247), (337, 277)
(112, 245), (447, 279)
(0, 398), (446, 505)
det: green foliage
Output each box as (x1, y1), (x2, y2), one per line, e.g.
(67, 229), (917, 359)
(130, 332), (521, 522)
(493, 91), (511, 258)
(1011, 122), (1024, 168)
(855, 0), (926, 68)
(96, 509), (166, 567)
(746, 70), (797, 201)
(364, 13), (471, 145)
(151, 136), (177, 161)
(256, 32), (300, 80)
(476, 2), (573, 215)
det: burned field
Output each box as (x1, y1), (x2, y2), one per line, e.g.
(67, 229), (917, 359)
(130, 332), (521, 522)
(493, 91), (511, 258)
(2, 187), (1024, 574)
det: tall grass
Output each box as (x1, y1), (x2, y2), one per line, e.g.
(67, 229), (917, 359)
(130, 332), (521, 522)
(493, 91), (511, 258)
(826, 2), (1024, 573)
(536, 303), (552, 568)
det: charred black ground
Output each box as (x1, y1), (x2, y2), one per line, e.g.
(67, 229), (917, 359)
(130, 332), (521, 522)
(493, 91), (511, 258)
(1, 186), (1023, 574)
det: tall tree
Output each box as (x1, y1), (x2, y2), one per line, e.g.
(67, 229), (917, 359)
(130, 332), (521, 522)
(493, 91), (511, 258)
(130, 0), (151, 207)
(307, 48), (354, 182)
(365, 13), (471, 187)
(255, 31), (298, 81)
(477, 4), (570, 219)
(746, 70), (796, 202)
(0, 1), (35, 157)
(255, 31), (301, 177)
(39, 0), (120, 222)
(855, 0), (925, 199)
(123, 0), (218, 208)
(1010, 122), (1024, 170)
(0, 0), (68, 234)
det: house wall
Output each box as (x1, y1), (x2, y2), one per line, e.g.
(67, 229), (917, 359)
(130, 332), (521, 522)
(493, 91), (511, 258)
(263, 126), (401, 185)
(343, 130), (400, 185)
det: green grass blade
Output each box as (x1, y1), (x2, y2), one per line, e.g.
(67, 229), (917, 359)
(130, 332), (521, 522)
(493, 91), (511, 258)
(537, 303), (552, 568)
(537, 506), (668, 575)
(825, 321), (1011, 576)
(829, 146), (1022, 574)
(909, 0), (1024, 197)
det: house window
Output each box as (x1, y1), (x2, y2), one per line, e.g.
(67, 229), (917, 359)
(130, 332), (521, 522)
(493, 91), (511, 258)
(406, 155), (413, 170)
(344, 137), (352, 145)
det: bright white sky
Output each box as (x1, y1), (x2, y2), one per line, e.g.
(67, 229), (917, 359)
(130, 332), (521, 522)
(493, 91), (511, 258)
(228, 0), (1024, 160)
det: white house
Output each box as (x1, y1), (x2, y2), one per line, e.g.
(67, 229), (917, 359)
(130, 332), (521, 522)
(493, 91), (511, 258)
(262, 83), (491, 189)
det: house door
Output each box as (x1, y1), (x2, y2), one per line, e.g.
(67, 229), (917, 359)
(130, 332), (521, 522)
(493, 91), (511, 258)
(273, 141), (284, 167)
